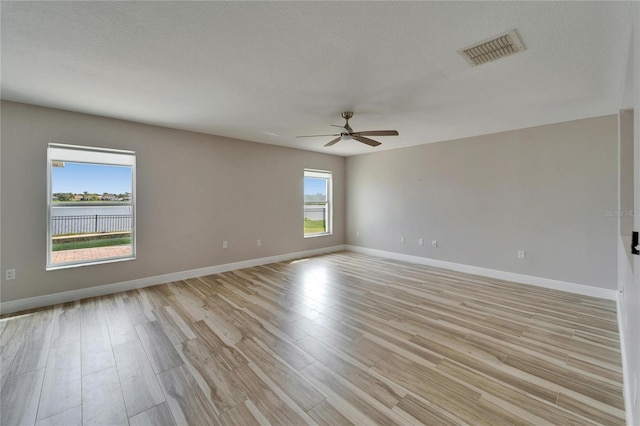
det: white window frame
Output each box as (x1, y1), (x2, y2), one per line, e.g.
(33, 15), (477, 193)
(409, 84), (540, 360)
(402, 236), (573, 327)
(304, 169), (332, 238)
(46, 143), (136, 270)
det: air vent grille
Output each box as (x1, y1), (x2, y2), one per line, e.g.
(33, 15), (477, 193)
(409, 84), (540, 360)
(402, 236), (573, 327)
(458, 29), (525, 66)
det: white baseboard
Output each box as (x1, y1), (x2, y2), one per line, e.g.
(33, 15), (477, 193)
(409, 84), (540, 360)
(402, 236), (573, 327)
(0, 245), (345, 315)
(346, 245), (617, 301)
(617, 293), (635, 426)
(2, 243), (616, 313)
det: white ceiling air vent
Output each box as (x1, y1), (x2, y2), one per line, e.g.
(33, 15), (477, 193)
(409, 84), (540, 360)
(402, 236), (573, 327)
(458, 29), (525, 66)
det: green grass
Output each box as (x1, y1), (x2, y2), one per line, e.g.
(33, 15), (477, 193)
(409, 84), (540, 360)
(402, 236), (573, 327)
(52, 237), (131, 251)
(304, 219), (326, 235)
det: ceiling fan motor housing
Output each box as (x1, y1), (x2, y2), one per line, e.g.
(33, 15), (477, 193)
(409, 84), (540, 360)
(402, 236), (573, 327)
(295, 112), (397, 147)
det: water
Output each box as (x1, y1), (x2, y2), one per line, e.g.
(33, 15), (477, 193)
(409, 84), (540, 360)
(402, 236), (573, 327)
(51, 205), (133, 235)
(304, 206), (326, 221)
(51, 205), (132, 217)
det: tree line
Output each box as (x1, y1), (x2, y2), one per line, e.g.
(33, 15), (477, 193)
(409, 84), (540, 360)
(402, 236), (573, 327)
(53, 192), (131, 201)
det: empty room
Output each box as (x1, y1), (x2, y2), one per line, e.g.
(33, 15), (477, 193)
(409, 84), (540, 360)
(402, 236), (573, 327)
(1, 1), (639, 425)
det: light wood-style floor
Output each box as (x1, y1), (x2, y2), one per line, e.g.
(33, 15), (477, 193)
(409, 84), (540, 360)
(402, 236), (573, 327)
(1, 252), (625, 425)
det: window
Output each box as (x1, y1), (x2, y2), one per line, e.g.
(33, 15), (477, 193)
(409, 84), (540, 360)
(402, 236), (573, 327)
(47, 143), (136, 270)
(304, 169), (332, 237)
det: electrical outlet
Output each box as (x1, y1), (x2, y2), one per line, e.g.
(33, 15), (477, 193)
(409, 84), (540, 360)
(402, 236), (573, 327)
(356, 231), (360, 237)
(5, 269), (16, 280)
(401, 236), (405, 243)
(257, 239), (262, 247)
(517, 250), (526, 259)
(432, 240), (438, 248)
(222, 241), (228, 249)
(418, 239), (424, 246)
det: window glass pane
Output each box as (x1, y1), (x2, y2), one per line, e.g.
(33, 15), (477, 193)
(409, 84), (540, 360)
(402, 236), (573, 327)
(304, 170), (331, 237)
(48, 145), (135, 269)
(304, 177), (327, 202)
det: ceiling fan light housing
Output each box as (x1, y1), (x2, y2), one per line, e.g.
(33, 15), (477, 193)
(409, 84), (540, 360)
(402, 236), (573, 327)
(341, 134), (353, 141)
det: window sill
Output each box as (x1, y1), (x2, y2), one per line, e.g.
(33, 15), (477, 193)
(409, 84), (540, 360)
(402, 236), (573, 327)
(304, 232), (332, 239)
(46, 255), (135, 271)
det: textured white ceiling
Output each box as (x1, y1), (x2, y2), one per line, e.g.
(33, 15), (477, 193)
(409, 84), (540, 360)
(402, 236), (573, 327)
(1, 1), (633, 156)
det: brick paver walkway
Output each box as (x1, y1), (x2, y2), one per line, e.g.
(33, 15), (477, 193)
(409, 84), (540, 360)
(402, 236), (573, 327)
(52, 245), (132, 264)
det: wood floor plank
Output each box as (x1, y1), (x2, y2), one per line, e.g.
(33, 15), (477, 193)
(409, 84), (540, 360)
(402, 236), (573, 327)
(300, 361), (406, 425)
(0, 252), (626, 425)
(307, 399), (354, 426)
(103, 299), (138, 346)
(157, 364), (221, 426)
(50, 306), (81, 348)
(566, 355), (623, 382)
(395, 394), (466, 426)
(128, 402), (176, 426)
(4, 320), (52, 379)
(37, 341), (81, 421)
(217, 400), (263, 426)
(0, 368), (45, 426)
(521, 328), (620, 365)
(502, 352), (624, 410)
(152, 305), (196, 345)
(122, 292), (156, 326)
(113, 338), (166, 417)
(233, 311), (315, 371)
(409, 333), (559, 403)
(80, 298), (116, 376)
(556, 392), (625, 425)
(179, 337), (247, 412)
(474, 395), (541, 426)
(291, 315), (360, 348)
(135, 320), (184, 374)
(35, 405), (82, 426)
(348, 324), (444, 368)
(436, 358), (600, 426)
(296, 335), (404, 408)
(82, 366), (128, 426)
(235, 336), (325, 411)
(190, 320), (248, 371)
(478, 393), (551, 426)
(232, 363), (312, 426)
(142, 285), (175, 311)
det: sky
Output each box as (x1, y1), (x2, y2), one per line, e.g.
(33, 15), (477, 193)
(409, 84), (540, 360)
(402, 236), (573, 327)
(53, 164), (320, 195)
(304, 177), (327, 195)
(52, 162), (132, 194)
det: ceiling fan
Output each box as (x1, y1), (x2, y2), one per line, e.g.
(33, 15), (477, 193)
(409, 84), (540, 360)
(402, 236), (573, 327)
(296, 112), (399, 147)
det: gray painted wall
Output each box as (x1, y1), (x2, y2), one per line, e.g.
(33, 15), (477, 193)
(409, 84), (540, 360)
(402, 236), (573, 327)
(346, 115), (618, 289)
(618, 7), (640, 424)
(620, 109), (634, 246)
(0, 101), (345, 302)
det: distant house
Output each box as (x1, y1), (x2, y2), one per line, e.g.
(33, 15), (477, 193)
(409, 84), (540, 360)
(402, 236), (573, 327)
(101, 193), (117, 201)
(73, 194), (83, 201)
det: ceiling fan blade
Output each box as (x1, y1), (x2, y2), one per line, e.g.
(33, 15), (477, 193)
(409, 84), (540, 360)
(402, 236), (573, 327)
(296, 133), (340, 138)
(355, 130), (399, 137)
(330, 124), (347, 130)
(353, 135), (381, 147)
(324, 137), (341, 147)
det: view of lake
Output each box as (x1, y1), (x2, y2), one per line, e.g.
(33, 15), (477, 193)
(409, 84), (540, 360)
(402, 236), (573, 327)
(51, 204), (324, 235)
(303, 206), (326, 221)
(52, 205), (133, 217)
(52, 205), (133, 235)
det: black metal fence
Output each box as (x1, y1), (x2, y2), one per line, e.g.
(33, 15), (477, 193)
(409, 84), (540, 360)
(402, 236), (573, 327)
(52, 214), (132, 235)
